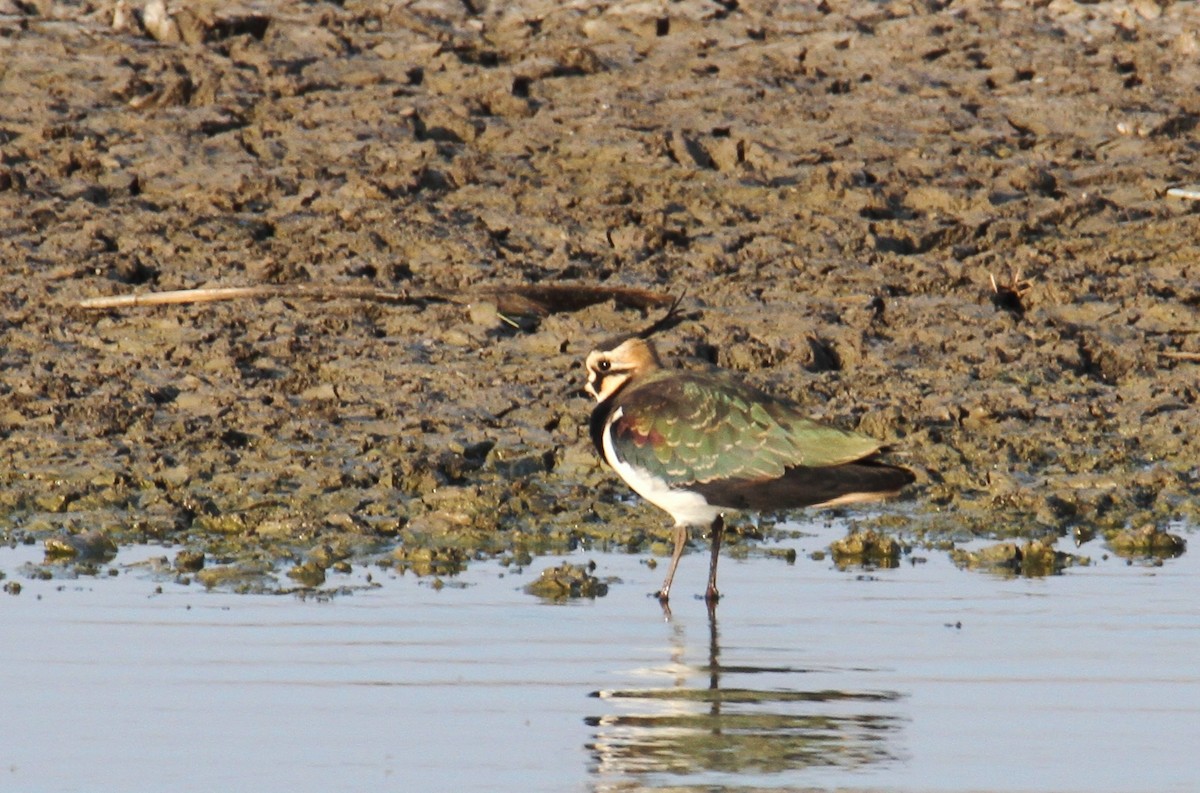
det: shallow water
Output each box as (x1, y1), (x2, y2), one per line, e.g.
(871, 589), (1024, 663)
(3, 522), (1197, 793)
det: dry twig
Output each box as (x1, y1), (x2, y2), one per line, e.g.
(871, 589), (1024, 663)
(76, 283), (676, 317)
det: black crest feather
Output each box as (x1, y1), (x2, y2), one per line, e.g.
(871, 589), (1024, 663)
(598, 293), (699, 351)
(637, 292), (698, 339)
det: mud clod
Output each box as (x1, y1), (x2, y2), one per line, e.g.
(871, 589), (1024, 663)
(950, 540), (1087, 577)
(287, 560), (327, 588)
(1107, 524), (1187, 560)
(173, 549), (205, 573)
(196, 563), (274, 593)
(44, 531), (118, 561)
(830, 530), (901, 569)
(524, 561), (609, 600)
(393, 546), (470, 577)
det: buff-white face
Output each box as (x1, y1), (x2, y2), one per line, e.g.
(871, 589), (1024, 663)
(584, 338), (660, 402)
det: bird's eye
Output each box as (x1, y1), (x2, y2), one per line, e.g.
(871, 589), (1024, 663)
(597, 360), (611, 372)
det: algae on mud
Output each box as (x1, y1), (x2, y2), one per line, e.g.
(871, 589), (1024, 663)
(524, 560), (610, 600)
(0, 1), (1197, 592)
(949, 538), (1088, 578)
(829, 529), (903, 569)
(1106, 523), (1188, 561)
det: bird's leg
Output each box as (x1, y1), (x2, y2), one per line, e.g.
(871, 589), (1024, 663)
(657, 523), (688, 603)
(705, 514), (726, 604)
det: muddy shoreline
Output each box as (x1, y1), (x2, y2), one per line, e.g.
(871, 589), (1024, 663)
(1, 1), (1196, 592)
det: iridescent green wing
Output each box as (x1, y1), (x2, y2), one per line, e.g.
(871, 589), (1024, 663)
(610, 370), (883, 486)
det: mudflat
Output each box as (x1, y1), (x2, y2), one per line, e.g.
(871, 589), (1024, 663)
(1, 1), (1195, 590)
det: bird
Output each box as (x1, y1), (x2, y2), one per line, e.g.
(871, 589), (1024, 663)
(584, 324), (915, 606)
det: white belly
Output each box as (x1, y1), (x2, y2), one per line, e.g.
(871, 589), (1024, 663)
(602, 408), (724, 527)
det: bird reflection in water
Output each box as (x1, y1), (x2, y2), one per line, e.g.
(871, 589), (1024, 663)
(585, 605), (904, 784)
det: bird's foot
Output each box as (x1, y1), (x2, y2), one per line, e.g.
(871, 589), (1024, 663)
(653, 589), (673, 619)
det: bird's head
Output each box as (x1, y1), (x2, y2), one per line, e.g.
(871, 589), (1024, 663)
(584, 337), (662, 403)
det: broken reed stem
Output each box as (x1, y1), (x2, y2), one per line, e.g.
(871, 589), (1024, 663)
(76, 284), (417, 310)
(75, 283), (676, 316)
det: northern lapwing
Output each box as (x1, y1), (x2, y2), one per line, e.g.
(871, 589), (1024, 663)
(584, 314), (915, 605)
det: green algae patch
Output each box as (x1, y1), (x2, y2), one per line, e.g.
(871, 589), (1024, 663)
(287, 560), (327, 587)
(196, 562), (275, 593)
(173, 549), (205, 573)
(761, 546), (798, 563)
(43, 530), (117, 561)
(1106, 524), (1187, 560)
(392, 545), (470, 577)
(830, 530), (901, 569)
(950, 539), (1088, 577)
(524, 561), (609, 600)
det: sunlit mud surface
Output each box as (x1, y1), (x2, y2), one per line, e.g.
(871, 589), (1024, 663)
(1, 1), (1197, 591)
